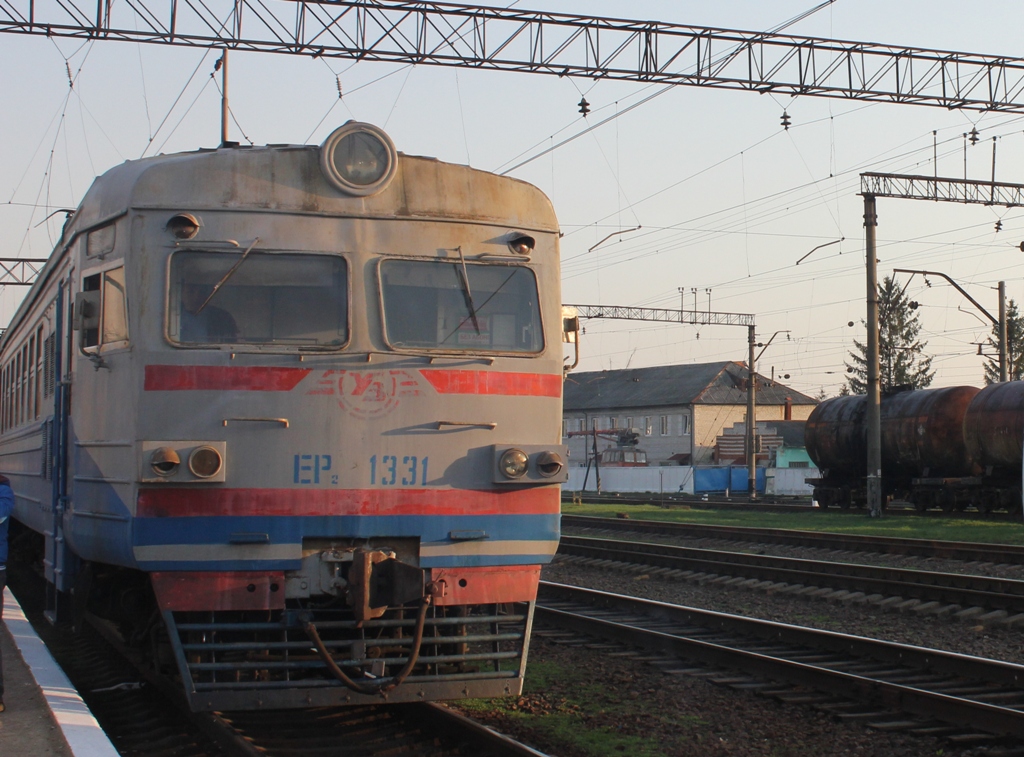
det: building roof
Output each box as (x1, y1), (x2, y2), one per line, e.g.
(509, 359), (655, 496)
(563, 361), (818, 412)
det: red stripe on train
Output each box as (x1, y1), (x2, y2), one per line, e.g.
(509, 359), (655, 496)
(144, 365), (311, 391)
(137, 486), (560, 518)
(151, 567), (539, 610)
(420, 369), (561, 397)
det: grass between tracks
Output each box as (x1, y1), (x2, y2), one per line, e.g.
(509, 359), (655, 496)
(457, 659), (700, 756)
(561, 501), (1024, 545)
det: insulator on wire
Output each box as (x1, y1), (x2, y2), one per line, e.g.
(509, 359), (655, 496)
(969, 127), (980, 145)
(780, 111), (791, 130)
(336, 76), (343, 99)
(995, 219), (1003, 232)
(578, 97), (590, 116)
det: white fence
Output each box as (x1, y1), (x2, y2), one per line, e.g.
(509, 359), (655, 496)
(765, 467), (815, 496)
(567, 466), (695, 495)
(565, 466), (815, 497)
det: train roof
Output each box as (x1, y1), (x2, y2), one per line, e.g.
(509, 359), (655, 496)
(73, 144), (558, 232)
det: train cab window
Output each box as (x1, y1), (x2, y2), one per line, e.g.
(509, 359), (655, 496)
(76, 266), (128, 351)
(168, 251), (348, 348)
(379, 259), (543, 353)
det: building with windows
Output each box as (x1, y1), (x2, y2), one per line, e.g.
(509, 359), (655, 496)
(562, 362), (818, 467)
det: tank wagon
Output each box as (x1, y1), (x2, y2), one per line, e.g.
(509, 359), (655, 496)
(806, 383), (1024, 513)
(0, 122), (572, 710)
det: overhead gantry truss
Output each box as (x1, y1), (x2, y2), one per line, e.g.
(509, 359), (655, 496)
(0, 259), (48, 287)
(568, 304), (755, 328)
(3, 0), (1024, 112)
(861, 172), (1024, 208)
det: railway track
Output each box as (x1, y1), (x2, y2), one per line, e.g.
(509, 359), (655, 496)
(9, 569), (547, 757)
(537, 582), (1024, 744)
(557, 534), (1024, 617)
(562, 513), (1024, 564)
(564, 493), (1022, 519)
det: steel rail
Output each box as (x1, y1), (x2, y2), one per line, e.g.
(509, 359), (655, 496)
(558, 535), (1024, 613)
(537, 582), (1024, 739)
(562, 514), (1024, 564)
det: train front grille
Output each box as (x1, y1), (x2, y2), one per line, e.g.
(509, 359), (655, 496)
(162, 601), (534, 710)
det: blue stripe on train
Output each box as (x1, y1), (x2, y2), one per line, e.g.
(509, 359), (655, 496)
(132, 513), (560, 546)
(133, 553), (557, 571)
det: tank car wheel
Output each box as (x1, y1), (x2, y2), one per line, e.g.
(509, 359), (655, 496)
(937, 488), (956, 513)
(910, 492), (929, 512)
(976, 490), (997, 514)
(837, 489), (852, 510)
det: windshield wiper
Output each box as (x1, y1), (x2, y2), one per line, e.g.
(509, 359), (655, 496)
(455, 246), (481, 334)
(197, 237), (260, 314)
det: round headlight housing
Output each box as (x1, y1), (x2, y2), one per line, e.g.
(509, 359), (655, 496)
(188, 446), (223, 479)
(499, 448), (529, 479)
(151, 447), (181, 477)
(320, 122), (397, 197)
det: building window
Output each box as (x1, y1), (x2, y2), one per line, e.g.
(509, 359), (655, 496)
(625, 416), (633, 431)
(644, 417), (652, 436)
(679, 414), (689, 435)
(660, 415), (669, 435)
(561, 419), (568, 438)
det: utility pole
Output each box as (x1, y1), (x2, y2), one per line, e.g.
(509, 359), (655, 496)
(864, 194), (883, 518)
(220, 49), (229, 147)
(747, 325), (756, 501)
(1000, 281), (1008, 382)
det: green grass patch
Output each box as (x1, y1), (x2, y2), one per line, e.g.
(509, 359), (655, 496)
(561, 501), (1024, 545)
(459, 659), (704, 756)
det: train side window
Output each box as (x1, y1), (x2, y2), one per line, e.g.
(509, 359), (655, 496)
(102, 267), (129, 343)
(76, 267), (129, 351)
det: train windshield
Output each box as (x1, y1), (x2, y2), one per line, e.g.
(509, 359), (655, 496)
(168, 251), (348, 348)
(379, 259), (543, 353)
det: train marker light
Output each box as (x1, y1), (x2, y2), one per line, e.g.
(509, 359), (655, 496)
(536, 451), (564, 478)
(189, 446), (224, 478)
(499, 448), (529, 479)
(507, 234), (536, 255)
(166, 213), (200, 240)
(320, 122), (397, 197)
(151, 447), (181, 476)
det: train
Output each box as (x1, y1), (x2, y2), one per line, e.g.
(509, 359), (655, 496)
(0, 122), (574, 710)
(805, 382), (1024, 513)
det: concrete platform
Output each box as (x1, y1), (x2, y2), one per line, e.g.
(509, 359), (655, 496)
(0, 587), (119, 756)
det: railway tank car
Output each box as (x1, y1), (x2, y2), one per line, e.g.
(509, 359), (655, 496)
(806, 386), (980, 510)
(0, 122), (572, 710)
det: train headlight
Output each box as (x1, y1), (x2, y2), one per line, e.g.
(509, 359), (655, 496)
(151, 447), (181, 477)
(499, 448), (529, 479)
(320, 122), (397, 197)
(536, 450), (564, 478)
(188, 446), (224, 479)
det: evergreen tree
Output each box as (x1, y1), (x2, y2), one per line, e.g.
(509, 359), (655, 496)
(983, 298), (1024, 384)
(845, 276), (934, 394)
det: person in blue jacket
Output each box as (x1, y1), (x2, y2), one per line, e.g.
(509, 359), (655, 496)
(0, 474), (12, 713)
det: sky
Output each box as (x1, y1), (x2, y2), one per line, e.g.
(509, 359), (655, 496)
(3, 0), (1024, 398)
